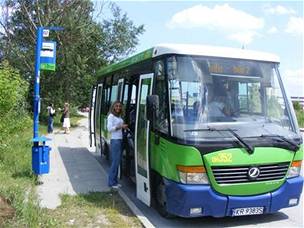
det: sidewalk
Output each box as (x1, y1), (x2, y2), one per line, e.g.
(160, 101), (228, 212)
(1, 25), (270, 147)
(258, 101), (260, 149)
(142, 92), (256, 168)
(37, 117), (110, 209)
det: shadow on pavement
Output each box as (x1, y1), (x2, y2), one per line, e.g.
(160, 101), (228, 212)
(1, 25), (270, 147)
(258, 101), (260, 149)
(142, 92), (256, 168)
(56, 147), (138, 220)
(58, 147), (109, 194)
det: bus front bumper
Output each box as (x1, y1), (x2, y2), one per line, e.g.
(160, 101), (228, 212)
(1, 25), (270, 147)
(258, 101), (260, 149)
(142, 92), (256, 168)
(164, 176), (303, 217)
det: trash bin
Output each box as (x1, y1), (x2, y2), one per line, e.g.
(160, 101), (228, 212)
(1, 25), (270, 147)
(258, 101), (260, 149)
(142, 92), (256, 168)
(32, 145), (50, 174)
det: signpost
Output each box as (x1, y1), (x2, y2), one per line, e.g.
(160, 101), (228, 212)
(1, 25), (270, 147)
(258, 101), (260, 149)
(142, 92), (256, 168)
(32, 26), (63, 175)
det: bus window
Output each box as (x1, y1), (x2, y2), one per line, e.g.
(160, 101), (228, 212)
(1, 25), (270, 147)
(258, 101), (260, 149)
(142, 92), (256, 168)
(154, 60), (169, 134)
(110, 85), (118, 103)
(131, 84), (137, 104)
(123, 83), (129, 105)
(101, 76), (112, 115)
(117, 78), (124, 101)
(265, 68), (290, 129)
(128, 84), (137, 133)
(110, 75), (119, 105)
(238, 82), (262, 114)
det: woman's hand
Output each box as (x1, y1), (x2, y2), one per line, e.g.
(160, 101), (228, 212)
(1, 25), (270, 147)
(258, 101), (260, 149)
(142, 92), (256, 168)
(115, 124), (128, 130)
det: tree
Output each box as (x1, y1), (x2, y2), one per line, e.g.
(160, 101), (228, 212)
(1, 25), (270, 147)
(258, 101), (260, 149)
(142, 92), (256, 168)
(293, 101), (301, 111)
(0, 0), (144, 108)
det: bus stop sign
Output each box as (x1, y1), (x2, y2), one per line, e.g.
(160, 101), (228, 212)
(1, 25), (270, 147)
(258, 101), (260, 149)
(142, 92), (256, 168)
(40, 41), (56, 71)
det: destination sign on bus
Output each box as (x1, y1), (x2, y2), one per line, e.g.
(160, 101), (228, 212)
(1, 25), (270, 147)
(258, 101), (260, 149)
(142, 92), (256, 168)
(208, 60), (260, 77)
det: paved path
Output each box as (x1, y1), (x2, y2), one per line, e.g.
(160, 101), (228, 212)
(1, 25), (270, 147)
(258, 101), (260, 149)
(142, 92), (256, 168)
(37, 118), (110, 209)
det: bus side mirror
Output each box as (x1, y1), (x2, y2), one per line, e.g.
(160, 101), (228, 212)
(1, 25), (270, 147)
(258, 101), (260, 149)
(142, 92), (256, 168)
(146, 95), (159, 123)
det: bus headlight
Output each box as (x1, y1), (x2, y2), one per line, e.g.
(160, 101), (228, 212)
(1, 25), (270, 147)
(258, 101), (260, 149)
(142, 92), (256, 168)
(177, 165), (209, 184)
(287, 161), (302, 178)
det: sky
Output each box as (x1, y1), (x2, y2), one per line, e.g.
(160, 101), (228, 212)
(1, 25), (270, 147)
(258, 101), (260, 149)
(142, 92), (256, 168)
(99, 0), (304, 97)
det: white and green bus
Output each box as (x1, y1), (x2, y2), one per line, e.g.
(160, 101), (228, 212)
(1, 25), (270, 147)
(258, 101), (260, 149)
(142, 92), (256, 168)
(89, 44), (303, 217)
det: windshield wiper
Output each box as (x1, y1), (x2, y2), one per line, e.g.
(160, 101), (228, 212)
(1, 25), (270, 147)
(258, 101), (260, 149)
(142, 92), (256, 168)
(225, 129), (254, 154)
(260, 134), (300, 151)
(184, 127), (254, 154)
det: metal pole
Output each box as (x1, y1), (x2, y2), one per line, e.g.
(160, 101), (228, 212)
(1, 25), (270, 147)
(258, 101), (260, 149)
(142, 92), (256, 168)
(33, 27), (43, 140)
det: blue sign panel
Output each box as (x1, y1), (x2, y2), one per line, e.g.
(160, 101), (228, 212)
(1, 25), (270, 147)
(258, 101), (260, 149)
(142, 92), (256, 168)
(40, 41), (56, 71)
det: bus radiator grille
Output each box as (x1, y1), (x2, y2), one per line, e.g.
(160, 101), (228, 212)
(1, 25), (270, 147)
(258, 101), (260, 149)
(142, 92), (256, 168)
(211, 162), (289, 184)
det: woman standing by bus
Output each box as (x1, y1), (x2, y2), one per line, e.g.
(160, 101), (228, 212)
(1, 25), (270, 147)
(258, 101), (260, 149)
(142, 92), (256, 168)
(107, 101), (128, 189)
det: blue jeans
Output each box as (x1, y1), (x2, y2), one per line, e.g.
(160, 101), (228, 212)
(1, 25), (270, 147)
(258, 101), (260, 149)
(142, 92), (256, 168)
(48, 116), (54, 133)
(108, 139), (122, 187)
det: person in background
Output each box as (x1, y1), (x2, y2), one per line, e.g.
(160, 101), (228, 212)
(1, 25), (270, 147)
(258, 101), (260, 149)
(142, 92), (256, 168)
(47, 103), (55, 133)
(107, 101), (128, 189)
(63, 103), (70, 134)
(187, 101), (200, 122)
(171, 103), (184, 123)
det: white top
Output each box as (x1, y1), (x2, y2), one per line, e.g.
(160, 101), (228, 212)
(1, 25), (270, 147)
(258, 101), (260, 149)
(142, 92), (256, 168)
(47, 106), (55, 115)
(152, 44), (280, 63)
(107, 113), (123, 139)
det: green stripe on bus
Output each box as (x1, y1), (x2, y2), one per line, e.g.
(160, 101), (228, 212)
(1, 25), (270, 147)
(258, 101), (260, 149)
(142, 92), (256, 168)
(97, 48), (154, 77)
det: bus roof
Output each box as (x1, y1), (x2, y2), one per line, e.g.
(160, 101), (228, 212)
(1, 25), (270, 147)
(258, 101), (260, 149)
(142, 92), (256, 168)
(154, 44), (280, 62)
(97, 44), (280, 77)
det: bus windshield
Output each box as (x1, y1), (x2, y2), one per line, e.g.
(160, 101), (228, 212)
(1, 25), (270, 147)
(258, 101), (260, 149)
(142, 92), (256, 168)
(167, 55), (299, 142)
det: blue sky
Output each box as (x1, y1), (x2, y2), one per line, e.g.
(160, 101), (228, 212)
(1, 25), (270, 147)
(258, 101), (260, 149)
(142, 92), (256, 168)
(99, 0), (303, 96)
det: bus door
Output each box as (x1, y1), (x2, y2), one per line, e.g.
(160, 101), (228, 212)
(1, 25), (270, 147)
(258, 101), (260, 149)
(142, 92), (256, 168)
(94, 84), (103, 153)
(89, 85), (96, 147)
(116, 78), (125, 178)
(135, 73), (153, 206)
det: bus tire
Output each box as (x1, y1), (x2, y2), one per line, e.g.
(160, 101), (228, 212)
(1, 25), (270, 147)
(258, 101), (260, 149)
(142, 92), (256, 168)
(155, 177), (174, 218)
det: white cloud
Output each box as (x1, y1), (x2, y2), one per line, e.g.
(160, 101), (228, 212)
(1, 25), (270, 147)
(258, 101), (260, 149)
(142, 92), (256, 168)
(167, 4), (264, 31)
(264, 5), (296, 15)
(285, 17), (304, 36)
(167, 4), (264, 45)
(282, 68), (304, 97)
(267, 26), (278, 34)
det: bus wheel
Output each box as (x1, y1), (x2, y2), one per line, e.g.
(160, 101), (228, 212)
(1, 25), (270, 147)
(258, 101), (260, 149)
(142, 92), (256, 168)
(156, 178), (174, 218)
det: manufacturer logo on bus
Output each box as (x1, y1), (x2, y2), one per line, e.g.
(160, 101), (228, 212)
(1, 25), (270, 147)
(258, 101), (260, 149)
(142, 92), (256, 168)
(248, 167), (260, 179)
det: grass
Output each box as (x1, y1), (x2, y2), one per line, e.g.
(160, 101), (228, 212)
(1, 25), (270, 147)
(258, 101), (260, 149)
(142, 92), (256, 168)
(46, 192), (142, 227)
(0, 119), (55, 227)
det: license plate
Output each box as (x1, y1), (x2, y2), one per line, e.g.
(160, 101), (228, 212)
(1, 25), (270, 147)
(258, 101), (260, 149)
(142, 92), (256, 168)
(232, 207), (264, 216)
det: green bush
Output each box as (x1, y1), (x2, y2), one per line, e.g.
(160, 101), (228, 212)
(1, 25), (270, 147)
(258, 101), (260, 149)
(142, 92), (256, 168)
(293, 101), (302, 112)
(292, 101), (304, 128)
(295, 109), (304, 128)
(0, 61), (29, 143)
